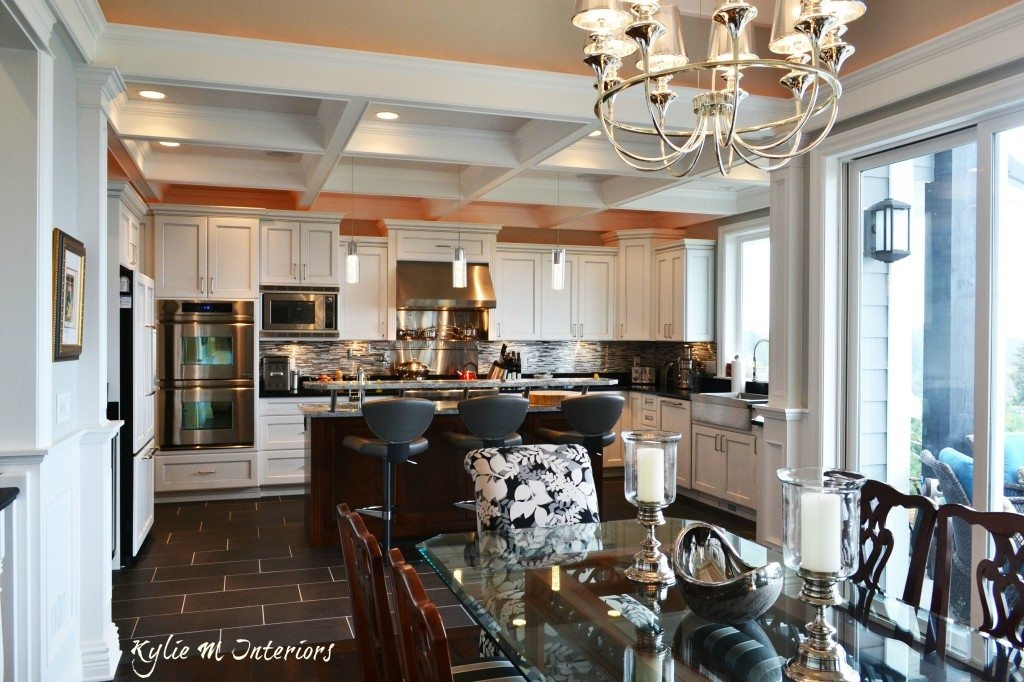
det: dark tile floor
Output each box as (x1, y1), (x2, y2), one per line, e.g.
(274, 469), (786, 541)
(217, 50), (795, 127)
(111, 480), (753, 680)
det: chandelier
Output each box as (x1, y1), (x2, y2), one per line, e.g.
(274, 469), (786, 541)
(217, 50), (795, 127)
(572, 0), (865, 176)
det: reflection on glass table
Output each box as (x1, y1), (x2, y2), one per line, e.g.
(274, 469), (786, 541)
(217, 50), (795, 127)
(419, 519), (1022, 682)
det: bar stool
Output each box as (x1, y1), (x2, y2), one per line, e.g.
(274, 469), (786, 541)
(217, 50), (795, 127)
(534, 393), (625, 511)
(342, 397), (435, 550)
(443, 394), (529, 450)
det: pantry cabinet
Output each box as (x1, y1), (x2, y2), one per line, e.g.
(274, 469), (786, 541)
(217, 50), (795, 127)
(260, 219), (341, 286)
(154, 211), (259, 299)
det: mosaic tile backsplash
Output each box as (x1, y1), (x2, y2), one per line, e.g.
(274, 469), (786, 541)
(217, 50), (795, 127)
(261, 339), (717, 379)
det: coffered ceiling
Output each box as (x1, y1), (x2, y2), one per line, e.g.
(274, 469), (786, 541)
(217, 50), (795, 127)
(94, 0), (1012, 234)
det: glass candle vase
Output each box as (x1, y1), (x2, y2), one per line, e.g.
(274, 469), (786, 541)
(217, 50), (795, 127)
(623, 431), (680, 508)
(777, 467), (866, 578)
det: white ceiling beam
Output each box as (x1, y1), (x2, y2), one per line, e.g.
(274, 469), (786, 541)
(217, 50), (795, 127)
(106, 129), (160, 201)
(109, 99), (324, 153)
(144, 153), (307, 190)
(348, 120), (519, 167)
(298, 99), (368, 208)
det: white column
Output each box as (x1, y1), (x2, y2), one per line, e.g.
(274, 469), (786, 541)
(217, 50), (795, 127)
(75, 65), (125, 682)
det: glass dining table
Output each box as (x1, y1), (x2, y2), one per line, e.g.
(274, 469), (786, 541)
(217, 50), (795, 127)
(418, 519), (1022, 681)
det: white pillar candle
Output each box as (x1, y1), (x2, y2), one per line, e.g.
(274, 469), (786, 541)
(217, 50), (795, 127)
(799, 491), (842, 573)
(636, 447), (665, 504)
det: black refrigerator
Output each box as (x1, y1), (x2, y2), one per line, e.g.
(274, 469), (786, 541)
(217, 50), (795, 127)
(117, 265), (157, 567)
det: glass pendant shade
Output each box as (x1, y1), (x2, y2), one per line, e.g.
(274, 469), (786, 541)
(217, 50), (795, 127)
(637, 5), (688, 71)
(572, 0), (632, 32)
(345, 240), (359, 284)
(452, 246), (468, 288)
(551, 248), (566, 291)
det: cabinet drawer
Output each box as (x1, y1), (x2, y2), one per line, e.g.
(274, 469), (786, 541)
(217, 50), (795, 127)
(156, 453), (257, 491)
(263, 451), (307, 485)
(259, 415), (307, 450)
(260, 398), (330, 416)
(642, 396), (657, 409)
(396, 231), (488, 261)
(640, 410), (659, 428)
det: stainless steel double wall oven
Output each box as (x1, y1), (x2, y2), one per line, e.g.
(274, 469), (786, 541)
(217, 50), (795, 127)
(157, 300), (255, 449)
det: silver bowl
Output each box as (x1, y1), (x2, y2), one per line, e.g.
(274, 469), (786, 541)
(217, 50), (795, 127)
(672, 522), (783, 624)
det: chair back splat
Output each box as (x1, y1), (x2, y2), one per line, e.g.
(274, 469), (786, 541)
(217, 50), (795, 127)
(444, 394), (529, 450)
(336, 503), (402, 682)
(930, 503), (1024, 650)
(852, 478), (939, 611)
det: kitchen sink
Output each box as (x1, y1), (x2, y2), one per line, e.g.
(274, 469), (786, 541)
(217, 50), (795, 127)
(691, 391), (768, 431)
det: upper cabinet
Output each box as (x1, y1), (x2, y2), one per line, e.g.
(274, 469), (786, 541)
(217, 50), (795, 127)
(154, 210), (259, 299)
(615, 238), (653, 340)
(260, 220), (341, 286)
(541, 250), (616, 341)
(339, 238), (388, 340)
(493, 249), (543, 340)
(108, 182), (148, 273)
(652, 239), (715, 342)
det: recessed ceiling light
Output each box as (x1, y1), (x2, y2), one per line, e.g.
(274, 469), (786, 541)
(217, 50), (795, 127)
(139, 90), (167, 100)
(158, 141), (180, 147)
(588, 130), (602, 137)
(375, 111), (400, 121)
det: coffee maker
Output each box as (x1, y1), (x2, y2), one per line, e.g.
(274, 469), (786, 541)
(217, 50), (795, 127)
(677, 345), (703, 392)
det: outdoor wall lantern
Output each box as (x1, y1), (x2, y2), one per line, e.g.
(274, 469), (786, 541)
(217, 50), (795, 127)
(867, 197), (912, 263)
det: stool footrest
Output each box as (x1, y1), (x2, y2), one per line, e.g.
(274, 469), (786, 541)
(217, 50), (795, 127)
(356, 505), (392, 521)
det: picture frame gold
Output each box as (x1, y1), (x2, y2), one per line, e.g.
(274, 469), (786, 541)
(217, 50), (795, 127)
(53, 228), (86, 361)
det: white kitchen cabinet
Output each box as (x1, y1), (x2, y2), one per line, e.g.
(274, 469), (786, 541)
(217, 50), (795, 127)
(634, 394), (659, 431)
(340, 240), (388, 339)
(155, 450), (258, 492)
(658, 398), (691, 489)
(257, 397), (329, 486)
(629, 393), (644, 430)
(617, 239), (652, 340)
(493, 250), (543, 340)
(109, 182), (148, 271)
(260, 220), (340, 286)
(131, 273), (156, 452)
(653, 239), (716, 342)
(541, 251), (616, 341)
(154, 213), (259, 299)
(691, 423), (757, 507)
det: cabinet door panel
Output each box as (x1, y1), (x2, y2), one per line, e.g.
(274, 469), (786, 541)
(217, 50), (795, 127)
(684, 247), (716, 341)
(541, 257), (574, 340)
(340, 244), (387, 339)
(618, 242), (651, 340)
(659, 399), (691, 489)
(208, 217), (259, 298)
(723, 431), (757, 507)
(577, 255), (615, 340)
(495, 252), (542, 340)
(691, 425), (724, 495)
(261, 221), (300, 284)
(301, 223), (340, 285)
(155, 216), (206, 297)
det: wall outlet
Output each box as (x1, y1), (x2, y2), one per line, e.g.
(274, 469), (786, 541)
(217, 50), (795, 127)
(56, 392), (71, 424)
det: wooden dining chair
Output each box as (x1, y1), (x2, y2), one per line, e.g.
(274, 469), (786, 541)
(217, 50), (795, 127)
(851, 478), (939, 613)
(387, 547), (524, 681)
(930, 503), (1024, 650)
(335, 503), (402, 682)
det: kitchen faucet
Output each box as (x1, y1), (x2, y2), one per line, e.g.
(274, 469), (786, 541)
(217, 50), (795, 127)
(752, 339), (769, 382)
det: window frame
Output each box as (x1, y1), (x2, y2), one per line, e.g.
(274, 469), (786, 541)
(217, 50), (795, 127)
(717, 218), (770, 376)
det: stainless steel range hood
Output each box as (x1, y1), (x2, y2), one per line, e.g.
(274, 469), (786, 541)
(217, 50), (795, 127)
(395, 261), (496, 310)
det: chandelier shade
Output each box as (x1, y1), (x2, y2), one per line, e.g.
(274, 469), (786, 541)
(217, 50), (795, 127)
(573, 0), (865, 176)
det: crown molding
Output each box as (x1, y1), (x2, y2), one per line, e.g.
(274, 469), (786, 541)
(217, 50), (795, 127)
(5, 0), (57, 52)
(839, 4), (1024, 122)
(46, 0), (105, 61)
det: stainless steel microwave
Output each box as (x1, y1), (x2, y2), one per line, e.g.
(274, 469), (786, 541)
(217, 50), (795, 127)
(260, 286), (339, 338)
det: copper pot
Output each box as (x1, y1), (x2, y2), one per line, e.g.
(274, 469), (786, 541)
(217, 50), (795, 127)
(395, 360), (429, 379)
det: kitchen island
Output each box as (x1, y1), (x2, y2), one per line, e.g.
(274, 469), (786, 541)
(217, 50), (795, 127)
(302, 377), (617, 546)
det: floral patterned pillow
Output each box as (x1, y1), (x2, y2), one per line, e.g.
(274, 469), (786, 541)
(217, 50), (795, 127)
(465, 443), (600, 533)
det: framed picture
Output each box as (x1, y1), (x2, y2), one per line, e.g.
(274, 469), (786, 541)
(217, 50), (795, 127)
(53, 228), (86, 361)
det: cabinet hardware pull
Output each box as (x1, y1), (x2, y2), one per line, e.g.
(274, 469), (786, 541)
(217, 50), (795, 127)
(130, 242), (137, 266)
(620, 323), (624, 337)
(435, 244), (453, 248)
(145, 389), (156, 397)
(497, 322), (502, 337)
(298, 465), (305, 469)
(145, 324), (157, 330)
(579, 323), (584, 337)
(196, 470), (217, 475)
(291, 262), (296, 278)
(199, 276), (204, 293)
(303, 263), (308, 279)
(209, 276), (213, 292)
(571, 323), (576, 338)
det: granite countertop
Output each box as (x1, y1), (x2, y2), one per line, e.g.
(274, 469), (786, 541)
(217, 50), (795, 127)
(302, 376), (619, 392)
(301, 401), (563, 418)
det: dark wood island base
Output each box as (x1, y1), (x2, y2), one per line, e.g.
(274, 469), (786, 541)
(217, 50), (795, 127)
(304, 409), (590, 546)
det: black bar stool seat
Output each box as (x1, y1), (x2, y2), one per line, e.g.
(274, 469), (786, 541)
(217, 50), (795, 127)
(534, 393), (625, 511)
(443, 394), (530, 450)
(342, 397), (435, 550)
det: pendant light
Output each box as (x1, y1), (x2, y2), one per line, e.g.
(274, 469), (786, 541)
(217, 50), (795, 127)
(551, 171), (566, 291)
(344, 157), (360, 284)
(453, 165), (468, 288)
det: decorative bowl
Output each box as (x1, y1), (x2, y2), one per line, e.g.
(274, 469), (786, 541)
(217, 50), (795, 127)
(672, 522), (783, 624)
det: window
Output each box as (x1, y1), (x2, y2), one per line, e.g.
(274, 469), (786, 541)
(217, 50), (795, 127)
(718, 222), (770, 382)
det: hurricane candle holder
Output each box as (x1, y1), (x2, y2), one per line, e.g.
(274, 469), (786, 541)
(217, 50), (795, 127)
(623, 430), (680, 585)
(777, 467), (866, 682)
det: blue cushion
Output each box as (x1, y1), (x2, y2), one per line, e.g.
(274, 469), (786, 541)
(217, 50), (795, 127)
(938, 447), (973, 503)
(1004, 433), (1024, 486)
